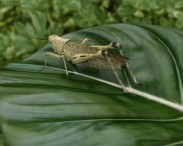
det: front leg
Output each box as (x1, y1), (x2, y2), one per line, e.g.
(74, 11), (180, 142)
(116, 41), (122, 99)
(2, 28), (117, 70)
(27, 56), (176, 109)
(40, 52), (69, 76)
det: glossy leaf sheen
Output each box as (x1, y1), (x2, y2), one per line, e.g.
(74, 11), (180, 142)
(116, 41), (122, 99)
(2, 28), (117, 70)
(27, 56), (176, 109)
(0, 24), (183, 146)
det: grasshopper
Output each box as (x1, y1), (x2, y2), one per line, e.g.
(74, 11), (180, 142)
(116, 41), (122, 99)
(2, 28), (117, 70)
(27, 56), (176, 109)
(37, 34), (143, 93)
(28, 31), (142, 93)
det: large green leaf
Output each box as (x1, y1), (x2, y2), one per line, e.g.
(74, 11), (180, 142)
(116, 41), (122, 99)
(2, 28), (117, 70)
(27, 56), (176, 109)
(0, 24), (183, 146)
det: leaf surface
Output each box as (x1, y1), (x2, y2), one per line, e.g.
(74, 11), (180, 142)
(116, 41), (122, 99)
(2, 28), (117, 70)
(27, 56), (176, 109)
(0, 24), (183, 146)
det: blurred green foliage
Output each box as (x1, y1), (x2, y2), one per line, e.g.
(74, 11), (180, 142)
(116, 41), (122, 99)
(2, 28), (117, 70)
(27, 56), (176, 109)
(0, 0), (183, 66)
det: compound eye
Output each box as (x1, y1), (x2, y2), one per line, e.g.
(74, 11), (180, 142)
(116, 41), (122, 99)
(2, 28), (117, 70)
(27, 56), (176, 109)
(111, 41), (122, 48)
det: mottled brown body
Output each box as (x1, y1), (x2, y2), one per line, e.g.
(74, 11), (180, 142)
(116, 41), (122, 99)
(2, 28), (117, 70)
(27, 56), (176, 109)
(62, 41), (127, 70)
(44, 35), (143, 93)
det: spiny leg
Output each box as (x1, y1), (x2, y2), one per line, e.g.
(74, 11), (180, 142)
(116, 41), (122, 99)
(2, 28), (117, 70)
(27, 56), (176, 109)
(71, 50), (128, 92)
(105, 51), (128, 93)
(125, 63), (145, 87)
(81, 38), (90, 45)
(72, 40), (122, 64)
(126, 64), (139, 84)
(91, 41), (122, 51)
(119, 48), (144, 87)
(40, 52), (69, 76)
(91, 42), (128, 92)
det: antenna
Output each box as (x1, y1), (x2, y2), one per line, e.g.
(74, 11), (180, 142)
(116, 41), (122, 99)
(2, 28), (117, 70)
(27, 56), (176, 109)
(49, 26), (53, 35)
(26, 33), (47, 41)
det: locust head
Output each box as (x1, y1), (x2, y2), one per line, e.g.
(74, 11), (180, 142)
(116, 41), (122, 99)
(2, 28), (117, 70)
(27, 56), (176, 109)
(48, 35), (70, 54)
(48, 35), (57, 44)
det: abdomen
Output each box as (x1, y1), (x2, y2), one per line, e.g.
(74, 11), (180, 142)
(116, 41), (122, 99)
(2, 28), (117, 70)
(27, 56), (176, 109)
(64, 41), (126, 70)
(82, 54), (127, 70)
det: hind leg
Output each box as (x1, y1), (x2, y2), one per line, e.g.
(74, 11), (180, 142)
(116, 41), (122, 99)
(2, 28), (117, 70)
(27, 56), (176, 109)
(91, 41), (122, 50)
(71, 50), (104, 64)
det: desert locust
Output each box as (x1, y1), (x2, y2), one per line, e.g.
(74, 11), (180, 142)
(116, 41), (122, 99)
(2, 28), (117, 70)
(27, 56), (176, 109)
(29, 33), (142, 93)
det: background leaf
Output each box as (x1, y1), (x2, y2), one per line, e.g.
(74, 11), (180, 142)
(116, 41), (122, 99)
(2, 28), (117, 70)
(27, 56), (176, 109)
(1, 0), (183, 67)
(0, 24), (183, 146)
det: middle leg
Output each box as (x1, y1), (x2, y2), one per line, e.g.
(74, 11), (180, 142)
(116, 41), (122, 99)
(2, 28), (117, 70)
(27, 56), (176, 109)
(91, 42), (122, 51)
